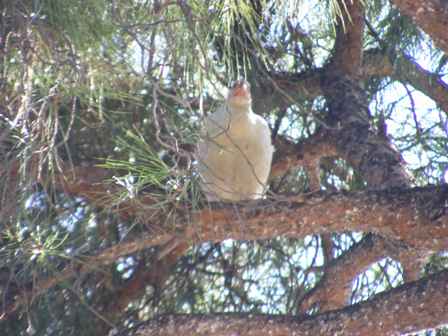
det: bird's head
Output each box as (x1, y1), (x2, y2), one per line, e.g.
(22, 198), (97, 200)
(227, 79), (252, 109)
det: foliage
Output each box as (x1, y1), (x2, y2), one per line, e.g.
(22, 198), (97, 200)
(0, 0), (447, 335)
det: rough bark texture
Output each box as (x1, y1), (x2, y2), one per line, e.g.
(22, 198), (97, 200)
(330, 0), (365, 78)
(191, 185), (448, 251)
(69, 2), (447, 319)
(300, 234), (390, 311)
(270, 134), (337, 179)
(254, 0), (448, 312)
(390, 0), (448, 55)
(137, 269), (448, 336)
(254, 48), (448, 118)
(3, 1), (448, 333)
(252, 69), (323, 115)
(3, 184), (447, 318)
(298, 0), (413, 312)
(363, 49), (448, 114)
(321, 74), (411, 188)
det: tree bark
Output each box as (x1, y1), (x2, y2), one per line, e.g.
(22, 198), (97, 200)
(137, 269), (448, 336)
(300, 234), (389, 312)
(4, 184), (447, 319)
(390, 0), (448, 55)
(364, 49), (448, 115)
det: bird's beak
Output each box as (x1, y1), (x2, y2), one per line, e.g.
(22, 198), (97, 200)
(233, 87), (247, 97)
(231, 83), (250, 99)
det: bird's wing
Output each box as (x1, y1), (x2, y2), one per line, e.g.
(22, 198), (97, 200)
(251, 114), (275, 151)
(203, 104), (231, 139)
(197, 104), (229, 163)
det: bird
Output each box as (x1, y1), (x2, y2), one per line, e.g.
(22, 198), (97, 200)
(197, 79), (274, 201)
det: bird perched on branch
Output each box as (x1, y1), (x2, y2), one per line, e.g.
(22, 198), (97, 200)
(197, 80), (274, 201)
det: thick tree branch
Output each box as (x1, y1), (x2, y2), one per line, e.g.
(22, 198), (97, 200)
(300, 234), (389, 312)
(0, 163), (187, 321)
(330, 0), (365, 78)
(364, 49), (448, 114)
(321, 73), (411, 188)
(267, 49), (448, 181)
(394, 53), (448, 113)
(54, 166), (192, 318)
(278, 99), (421, 302)
(270, 134), (337, 179)
(4, 185), (447, 319)
(103, 252), (181, 319)
(100, 240), (191, 320)
(390, 0), (448, 55)
(294, 16), (416, 306)
(266, 50), (448, 180)
(137, 269), (448, 336)
(299, 232), (423, 312)
(252, 69), (323, 115)
(254, 48), (448, 118)
(192, 185), (448, 251)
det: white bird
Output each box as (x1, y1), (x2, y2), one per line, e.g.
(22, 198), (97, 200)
(197, 80), (274, 201)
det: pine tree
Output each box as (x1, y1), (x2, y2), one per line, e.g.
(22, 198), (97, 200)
(1, 1), (448, 335)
